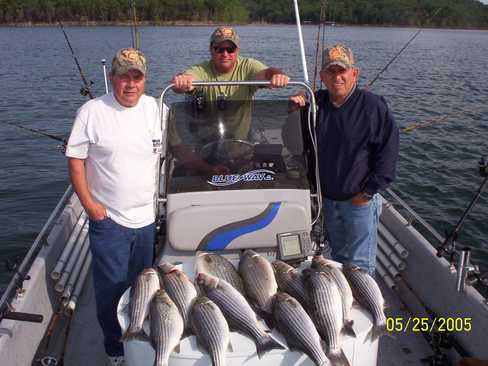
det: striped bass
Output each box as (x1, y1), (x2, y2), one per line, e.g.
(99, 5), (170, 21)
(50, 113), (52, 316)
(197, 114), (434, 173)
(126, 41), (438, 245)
(343, 264), (387, 341)
(195, 253), (245, 295)
(121, 268), (159, 342)
(305, 270), (350, 366)
(196, 272), (284, 358)
(190, 296), (230, 366)
(272, 260), (308, 308)
(239, 250), (277, 314)
(312, 256), (356, 337)
(149, 289), (184, 366)
(156, 261), (197, 332)
(273, 292), (330, 366)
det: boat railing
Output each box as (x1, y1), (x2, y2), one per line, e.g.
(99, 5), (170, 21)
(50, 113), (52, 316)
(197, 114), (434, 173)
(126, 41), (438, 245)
(0, 185), (73, 321)
(384, 187), (445, 244)
(383, 188), (488, 296)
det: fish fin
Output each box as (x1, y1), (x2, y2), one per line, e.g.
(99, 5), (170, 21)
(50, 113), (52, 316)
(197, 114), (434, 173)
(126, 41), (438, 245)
(341, 320), (356, 338)
(120, 329), (150, 343)
(327, 347), (350, 366)
(368, 321), (388, 342)
(256, 333), (285, 359)
(227, 340), (233, 353)
(257, 309), (275, 330)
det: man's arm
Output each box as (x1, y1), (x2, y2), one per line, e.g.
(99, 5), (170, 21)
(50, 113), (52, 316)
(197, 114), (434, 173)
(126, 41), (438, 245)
(362, 101), (400, 196)
(68, 158), (106, 220)
(255, 67), (289, 88)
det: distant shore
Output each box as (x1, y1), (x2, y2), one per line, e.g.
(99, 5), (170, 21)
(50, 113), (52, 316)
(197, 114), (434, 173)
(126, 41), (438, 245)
(1, 20), (488, 31)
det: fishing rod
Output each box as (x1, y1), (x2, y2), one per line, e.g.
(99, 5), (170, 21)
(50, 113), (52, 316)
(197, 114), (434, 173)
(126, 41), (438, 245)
(129, 0), (140, 50)
(2, 121), (67, 147)
(402, 113), (452, 133)
(365, 7), (443, 89)
(436, 157), (488, 260)
(56, 18), (94, 99)
(312, 0), (328, 92)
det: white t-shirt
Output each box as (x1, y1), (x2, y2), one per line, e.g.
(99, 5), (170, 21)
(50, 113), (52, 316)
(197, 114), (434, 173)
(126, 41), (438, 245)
(66, 93), (167, 228)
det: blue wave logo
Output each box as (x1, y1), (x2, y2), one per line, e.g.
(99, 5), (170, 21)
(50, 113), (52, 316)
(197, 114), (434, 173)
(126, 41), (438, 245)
(208, 169), (275, 187)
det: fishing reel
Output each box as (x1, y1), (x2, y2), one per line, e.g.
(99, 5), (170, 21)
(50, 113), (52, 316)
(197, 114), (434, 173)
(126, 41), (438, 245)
(80, 81), (94, 97)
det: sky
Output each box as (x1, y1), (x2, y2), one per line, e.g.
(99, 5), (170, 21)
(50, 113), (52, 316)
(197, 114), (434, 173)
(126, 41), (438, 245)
(481, 0), (488, 4)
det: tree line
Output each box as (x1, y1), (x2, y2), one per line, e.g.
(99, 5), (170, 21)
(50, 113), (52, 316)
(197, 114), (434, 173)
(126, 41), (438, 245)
(1, 0), (488, 28)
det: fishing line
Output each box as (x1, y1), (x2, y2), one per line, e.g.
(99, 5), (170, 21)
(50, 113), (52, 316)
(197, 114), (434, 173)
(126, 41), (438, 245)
(365, 7), (443, 89)
(1, 121), (67, 146)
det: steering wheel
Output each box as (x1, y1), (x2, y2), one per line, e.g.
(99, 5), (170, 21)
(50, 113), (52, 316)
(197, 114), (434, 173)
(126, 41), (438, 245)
(200, 139), (254, 172)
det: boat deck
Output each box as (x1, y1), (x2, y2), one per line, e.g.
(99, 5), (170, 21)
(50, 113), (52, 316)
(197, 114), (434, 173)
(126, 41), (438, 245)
(48, 272), (433, 366)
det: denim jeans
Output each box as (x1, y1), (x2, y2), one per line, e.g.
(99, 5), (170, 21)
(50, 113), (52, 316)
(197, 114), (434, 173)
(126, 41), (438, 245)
(323, 194), (382, 274)
(89, 218), (154, 356)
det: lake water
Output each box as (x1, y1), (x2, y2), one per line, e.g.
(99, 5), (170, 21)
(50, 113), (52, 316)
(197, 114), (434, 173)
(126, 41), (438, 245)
(1, 25), (488, 293)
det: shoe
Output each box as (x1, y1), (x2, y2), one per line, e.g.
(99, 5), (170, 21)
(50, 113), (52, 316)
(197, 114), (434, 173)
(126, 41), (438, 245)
(108, 356), (125, 366)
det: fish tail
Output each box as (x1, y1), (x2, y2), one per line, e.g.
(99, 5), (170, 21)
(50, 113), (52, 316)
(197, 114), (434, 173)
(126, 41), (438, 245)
(256, 334), (285, 358)
(327, 347), (350, 366)
(368, 321), (388, 342)
(211, 351), (226, 366)
(342, 320), (356, 338)
(153, 354), (169, 366)
(120, 329), (150, 342)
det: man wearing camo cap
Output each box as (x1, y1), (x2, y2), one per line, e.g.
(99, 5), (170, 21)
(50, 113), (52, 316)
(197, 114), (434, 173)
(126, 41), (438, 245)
(66, 47), (164, 366)
(172, 26), (289, 99)
(292, 44), (399, 275)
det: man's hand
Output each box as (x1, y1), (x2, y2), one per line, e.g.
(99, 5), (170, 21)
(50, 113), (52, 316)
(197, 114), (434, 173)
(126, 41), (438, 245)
(289, 94), (307, 107)
(85, 201), (107, 221)
(172, 73), (195, 93)
(68, 157), (108, 221)
(269, 73), (289, 88)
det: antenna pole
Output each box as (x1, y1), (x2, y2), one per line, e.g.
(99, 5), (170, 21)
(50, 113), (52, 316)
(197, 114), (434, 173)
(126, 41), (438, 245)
(102, 59), (109, 94)
(293, 0), (309, 83)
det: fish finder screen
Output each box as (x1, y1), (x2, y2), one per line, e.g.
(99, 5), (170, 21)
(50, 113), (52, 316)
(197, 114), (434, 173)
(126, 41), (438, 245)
(281, 235), (302, 257)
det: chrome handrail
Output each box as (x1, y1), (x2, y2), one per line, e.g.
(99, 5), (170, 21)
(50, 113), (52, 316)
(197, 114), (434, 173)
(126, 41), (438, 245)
(384, 187), (445, 244)
(157, 81), (322, 226)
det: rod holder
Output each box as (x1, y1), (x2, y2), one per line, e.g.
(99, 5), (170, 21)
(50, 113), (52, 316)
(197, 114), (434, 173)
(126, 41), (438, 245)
(456, 247), (476, 292)
(2, 310), (43, 323)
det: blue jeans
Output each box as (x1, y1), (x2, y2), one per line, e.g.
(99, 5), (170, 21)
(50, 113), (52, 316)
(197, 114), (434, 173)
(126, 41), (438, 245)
(324, 194), (382, 274)
(89, 218), (154, 356)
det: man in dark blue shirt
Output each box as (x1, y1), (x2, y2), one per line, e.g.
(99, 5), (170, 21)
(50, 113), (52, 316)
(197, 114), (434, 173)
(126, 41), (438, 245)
(292, 44), (399, 274)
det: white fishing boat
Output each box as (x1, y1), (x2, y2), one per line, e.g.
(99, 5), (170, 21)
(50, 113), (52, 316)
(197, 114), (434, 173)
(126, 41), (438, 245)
(1, 78), (487, 366)
(1, 3), (488, 366)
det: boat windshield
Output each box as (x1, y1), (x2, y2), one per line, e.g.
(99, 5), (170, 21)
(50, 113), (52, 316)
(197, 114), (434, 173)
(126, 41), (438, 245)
(165, 99), (311, 193)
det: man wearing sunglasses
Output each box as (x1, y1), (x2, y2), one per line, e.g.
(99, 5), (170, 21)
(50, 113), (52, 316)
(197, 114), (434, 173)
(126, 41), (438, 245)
(172, 26), (289, 100)
(173, 27), (289, 97)
(168, 26), (290, 174)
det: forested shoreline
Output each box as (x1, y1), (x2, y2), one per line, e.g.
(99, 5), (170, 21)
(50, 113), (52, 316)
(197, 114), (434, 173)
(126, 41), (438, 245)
(1, 0), (488, 28)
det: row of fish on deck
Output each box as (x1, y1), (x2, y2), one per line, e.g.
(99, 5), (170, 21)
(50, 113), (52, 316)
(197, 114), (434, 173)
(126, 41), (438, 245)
(122, 251), (387, 366)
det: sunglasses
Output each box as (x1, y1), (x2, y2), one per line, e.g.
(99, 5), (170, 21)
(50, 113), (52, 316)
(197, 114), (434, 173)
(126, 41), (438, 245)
(213, 46), (237, 54)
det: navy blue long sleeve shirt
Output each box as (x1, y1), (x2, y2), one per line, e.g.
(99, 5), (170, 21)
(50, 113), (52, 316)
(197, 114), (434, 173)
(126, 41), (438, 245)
(316, 87), (399, 201)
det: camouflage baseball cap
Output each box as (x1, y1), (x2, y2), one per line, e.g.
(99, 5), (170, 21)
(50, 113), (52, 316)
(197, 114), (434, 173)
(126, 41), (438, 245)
(210, 26), (240, 47)
(111, 48), (147, 76)
(322, 44), (355, 70)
